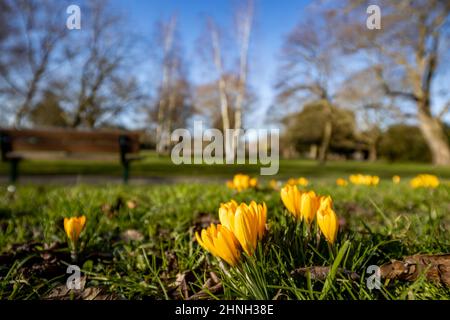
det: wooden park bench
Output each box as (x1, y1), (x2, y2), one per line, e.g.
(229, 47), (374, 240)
(0, 128), (141, 184)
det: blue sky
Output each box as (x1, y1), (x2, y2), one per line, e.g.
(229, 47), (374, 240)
(109, 0), (312, 128)
(105, 0), (450, 128)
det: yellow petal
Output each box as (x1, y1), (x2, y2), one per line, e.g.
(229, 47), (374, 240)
(300, 193), (314, 224)
(234, 206), (256, 256)
(317, 206), (338, 244)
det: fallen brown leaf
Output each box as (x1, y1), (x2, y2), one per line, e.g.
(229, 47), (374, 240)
(291, 266), (360, 281)
(169, 271), (195, 299)
(121, 229), (144, 243)
(291, 253), (450, 287)
(44, 277), (122, 300)
(188, 272), (223, 300)
(380, 253), (450, 286)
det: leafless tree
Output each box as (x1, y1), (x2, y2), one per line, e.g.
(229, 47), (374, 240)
(340, 0), (450, 165)
(0, 0), (141, 129)
(194, 73), (256, 130)
(150, 72), (193, 153)
(151, 16), (193, 154)
(207, 19), (232, 133)
(198, 0), (254, 136)
(154, 15), (177, 153)
(0, 0), (69, 127)
(233, 0), (254, 132)
(276, 11), (344, 164)
(0, 0), (15, 118)
(63, 0), (143, 129)
(337, 67), (398, 161)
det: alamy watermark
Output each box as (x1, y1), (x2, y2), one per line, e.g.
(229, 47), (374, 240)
(366, 265), (381, 290)
(170, 121), (279, 175)
(366, 5), (381, 30)
(66, 265), (81, 290)
(66, 5), (81, 30)
(65, 5), (380, 32)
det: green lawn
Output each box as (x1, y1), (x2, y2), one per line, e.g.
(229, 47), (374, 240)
(1, 151), (450, 181)
(0, 178), (449, 299)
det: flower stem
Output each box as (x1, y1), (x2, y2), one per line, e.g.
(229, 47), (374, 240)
(70, 250), (78, 264)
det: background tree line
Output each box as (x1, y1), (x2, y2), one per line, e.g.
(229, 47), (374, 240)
(0, 0), (449, 164)
(0, 0), (255, 155)
(275, 0), (450, 165)
(281, 102), (450, 162)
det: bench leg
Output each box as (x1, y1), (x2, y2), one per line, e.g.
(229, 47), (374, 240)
(10, 159), (19, 184)
(122, 160), (130, 184)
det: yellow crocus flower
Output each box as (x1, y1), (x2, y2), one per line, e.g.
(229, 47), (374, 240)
(226, 174), (258, 192)
(371, 176), (380, 186)
(349, 174), (379, 186)
(226, 180), (235, 189)
(269, 179), (280, 190)
(300, 191), (320, 224)
(219, 200), (239, 230)
(316, 197), (338, 244)
(349, 174), (360, 184)
(336, 178), (348, 186)
(286, 178), (298, 186)
(280, 185), (321, 224)
(286, 177), (309, 187)
(64, 216), (86, 243)
(410, 174), (439, 188)
(297, 177), (309, 186)
(320, 195), (333, 208)
(280, 184), (302, 219)
(218, 200), (267, 256)
(392, 175), (401, 184)
(195, 224), (241, 266)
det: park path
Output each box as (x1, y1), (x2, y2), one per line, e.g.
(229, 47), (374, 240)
(0, 175), (226, 186)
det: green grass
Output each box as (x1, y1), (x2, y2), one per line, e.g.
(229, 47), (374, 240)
(2, 151), (450, 180)
(0, 178), (449, 300)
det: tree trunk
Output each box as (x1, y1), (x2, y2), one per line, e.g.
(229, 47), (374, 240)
(210, 24), (230, 133)
(318, 101), (333, 165)
(368, 140), (378, 162)
(156, 78), (168, 155)
(156, 17), (176, 155)
(14, 73), (40, 127)
(234, 1), (253, 132)
(164, 81), (177, 155)
(218, 77), (230, 132)
(309, 144), (318, 159)
(318, 120), (332, 164)
(417, 109), (450, 165)
(368, 134), (380, 162)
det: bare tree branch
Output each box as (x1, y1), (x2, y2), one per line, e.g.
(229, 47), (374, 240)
(438, 101), (450, 120)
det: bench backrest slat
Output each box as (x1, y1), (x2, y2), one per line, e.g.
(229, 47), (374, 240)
(0, 129), (140, 155)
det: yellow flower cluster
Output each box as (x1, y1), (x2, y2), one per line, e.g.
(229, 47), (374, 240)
(336, 178), (348, 186)
(196, 200), (267, 266)
(280, 185), (339, 244)
(409, 174), (440, 188)
(349, 174), (380, 186)
(226, 174), (258, 192)
(286, 177), (309, 187)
